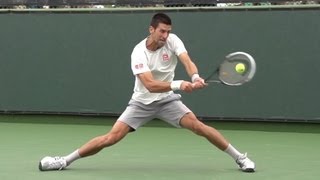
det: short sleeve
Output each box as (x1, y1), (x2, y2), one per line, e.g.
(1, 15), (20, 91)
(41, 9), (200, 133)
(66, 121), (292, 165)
(131, 47), (150, 75)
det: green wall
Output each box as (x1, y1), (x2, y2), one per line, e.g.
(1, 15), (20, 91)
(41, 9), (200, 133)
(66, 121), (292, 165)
(0, 7), (319, 122)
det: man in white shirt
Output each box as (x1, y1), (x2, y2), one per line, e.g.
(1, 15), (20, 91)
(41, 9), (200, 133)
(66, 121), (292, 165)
(39, 13), (255, 173)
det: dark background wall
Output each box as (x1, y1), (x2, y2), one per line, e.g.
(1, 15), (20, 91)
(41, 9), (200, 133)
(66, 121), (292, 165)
(0, 7), (319, 122)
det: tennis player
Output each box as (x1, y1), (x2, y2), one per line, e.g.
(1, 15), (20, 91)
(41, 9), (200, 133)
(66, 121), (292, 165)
(39, 13), (255, 172)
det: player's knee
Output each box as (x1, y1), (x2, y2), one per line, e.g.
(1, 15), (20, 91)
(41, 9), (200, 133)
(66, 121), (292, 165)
(191, 122), (207, 136)
(101, 132), (126, 147)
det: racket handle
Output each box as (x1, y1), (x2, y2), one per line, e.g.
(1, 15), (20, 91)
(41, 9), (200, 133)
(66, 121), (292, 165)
(206, 80), (221, 84)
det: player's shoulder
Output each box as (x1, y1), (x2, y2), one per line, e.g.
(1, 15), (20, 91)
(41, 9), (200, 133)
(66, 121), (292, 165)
(168, 33), (180, 40)
(136, 38), (147, 48)
(167, 33), (183, 45)
(132, 38), (147, 53)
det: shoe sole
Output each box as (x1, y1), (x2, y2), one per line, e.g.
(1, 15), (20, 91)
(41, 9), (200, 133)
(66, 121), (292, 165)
(242, 168), (255, 173)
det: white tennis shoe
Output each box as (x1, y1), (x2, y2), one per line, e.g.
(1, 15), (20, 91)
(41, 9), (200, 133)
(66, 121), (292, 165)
(39, 156), (67, 171)
(236, 153), (255, 172)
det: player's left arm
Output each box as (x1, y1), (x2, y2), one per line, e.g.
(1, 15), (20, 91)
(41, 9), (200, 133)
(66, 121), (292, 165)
(178, 52), (206, 89)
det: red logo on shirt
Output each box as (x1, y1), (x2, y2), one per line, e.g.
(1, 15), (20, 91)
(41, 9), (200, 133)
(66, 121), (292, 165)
(162, 53), (169, 61)
(135, 63), (144, 69)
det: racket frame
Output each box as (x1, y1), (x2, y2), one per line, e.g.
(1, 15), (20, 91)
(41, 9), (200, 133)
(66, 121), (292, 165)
(205, 52), (256, 86)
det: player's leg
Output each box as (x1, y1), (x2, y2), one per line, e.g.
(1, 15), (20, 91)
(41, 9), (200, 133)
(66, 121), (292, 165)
(77, 121), (131, 158)
(179, 112), (255, 172)
(180, 112), (229, 150)
(39, 99), (155, 171)
(63, 121), (132, 165)
(156, 94), (230, 150)
(78, 99), (157, 157)
(156, 94), (255, 172)
(39, 121), (132, 171)
(62, 121), (132, 165)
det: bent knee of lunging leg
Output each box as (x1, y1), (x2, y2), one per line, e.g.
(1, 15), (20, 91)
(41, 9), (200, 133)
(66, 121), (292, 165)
(101, 133), (125, 147)
(191, 123), (207, 136)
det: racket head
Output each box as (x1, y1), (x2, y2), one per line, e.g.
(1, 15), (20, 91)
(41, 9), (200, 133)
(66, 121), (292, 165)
(218, 52), (256, 86)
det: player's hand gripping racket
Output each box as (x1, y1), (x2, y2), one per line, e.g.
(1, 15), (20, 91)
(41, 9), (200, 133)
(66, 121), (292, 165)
(205, 52), (256, 86)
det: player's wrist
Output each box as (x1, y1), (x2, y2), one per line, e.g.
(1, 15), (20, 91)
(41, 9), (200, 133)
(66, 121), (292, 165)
(170, 80), (183, 91)
(191, 73), (200, 82)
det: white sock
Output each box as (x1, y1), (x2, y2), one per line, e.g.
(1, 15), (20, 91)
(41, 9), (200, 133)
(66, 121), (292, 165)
(63, 149), (81, 165)
(224, 144), (242, 160)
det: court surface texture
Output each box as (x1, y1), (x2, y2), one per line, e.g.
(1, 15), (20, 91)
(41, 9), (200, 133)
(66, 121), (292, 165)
(1, 115), (319, 180)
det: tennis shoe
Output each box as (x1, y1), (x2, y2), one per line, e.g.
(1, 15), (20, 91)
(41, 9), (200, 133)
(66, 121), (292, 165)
(236, 153), (255, 172)
(39, 156), (67, 171)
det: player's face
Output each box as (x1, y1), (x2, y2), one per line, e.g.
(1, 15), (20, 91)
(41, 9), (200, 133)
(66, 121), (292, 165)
(150, 23), (172, 48)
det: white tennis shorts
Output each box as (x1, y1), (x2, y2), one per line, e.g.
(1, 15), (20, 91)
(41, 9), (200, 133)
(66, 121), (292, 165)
(118, 93), (191, 130)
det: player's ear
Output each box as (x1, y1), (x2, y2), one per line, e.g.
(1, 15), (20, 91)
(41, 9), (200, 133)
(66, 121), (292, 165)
(149, 26), (154, 34)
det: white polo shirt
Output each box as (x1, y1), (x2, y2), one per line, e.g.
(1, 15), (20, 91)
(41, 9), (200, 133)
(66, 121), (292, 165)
(131, 33), (187, 104)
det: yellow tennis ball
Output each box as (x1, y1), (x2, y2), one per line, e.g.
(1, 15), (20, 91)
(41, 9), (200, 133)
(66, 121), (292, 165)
(235, 63), (246, 73)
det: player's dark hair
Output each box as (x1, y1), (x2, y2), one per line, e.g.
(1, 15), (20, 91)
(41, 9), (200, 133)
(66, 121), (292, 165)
(150, 13), (172, 28)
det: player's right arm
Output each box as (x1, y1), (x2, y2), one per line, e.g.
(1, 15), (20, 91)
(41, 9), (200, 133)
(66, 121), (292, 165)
(137, 72), (194, 93)
(137, 72), (171, 93)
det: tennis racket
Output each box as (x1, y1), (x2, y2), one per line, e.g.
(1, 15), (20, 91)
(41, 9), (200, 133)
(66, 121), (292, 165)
(205, 52), (256, 86)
